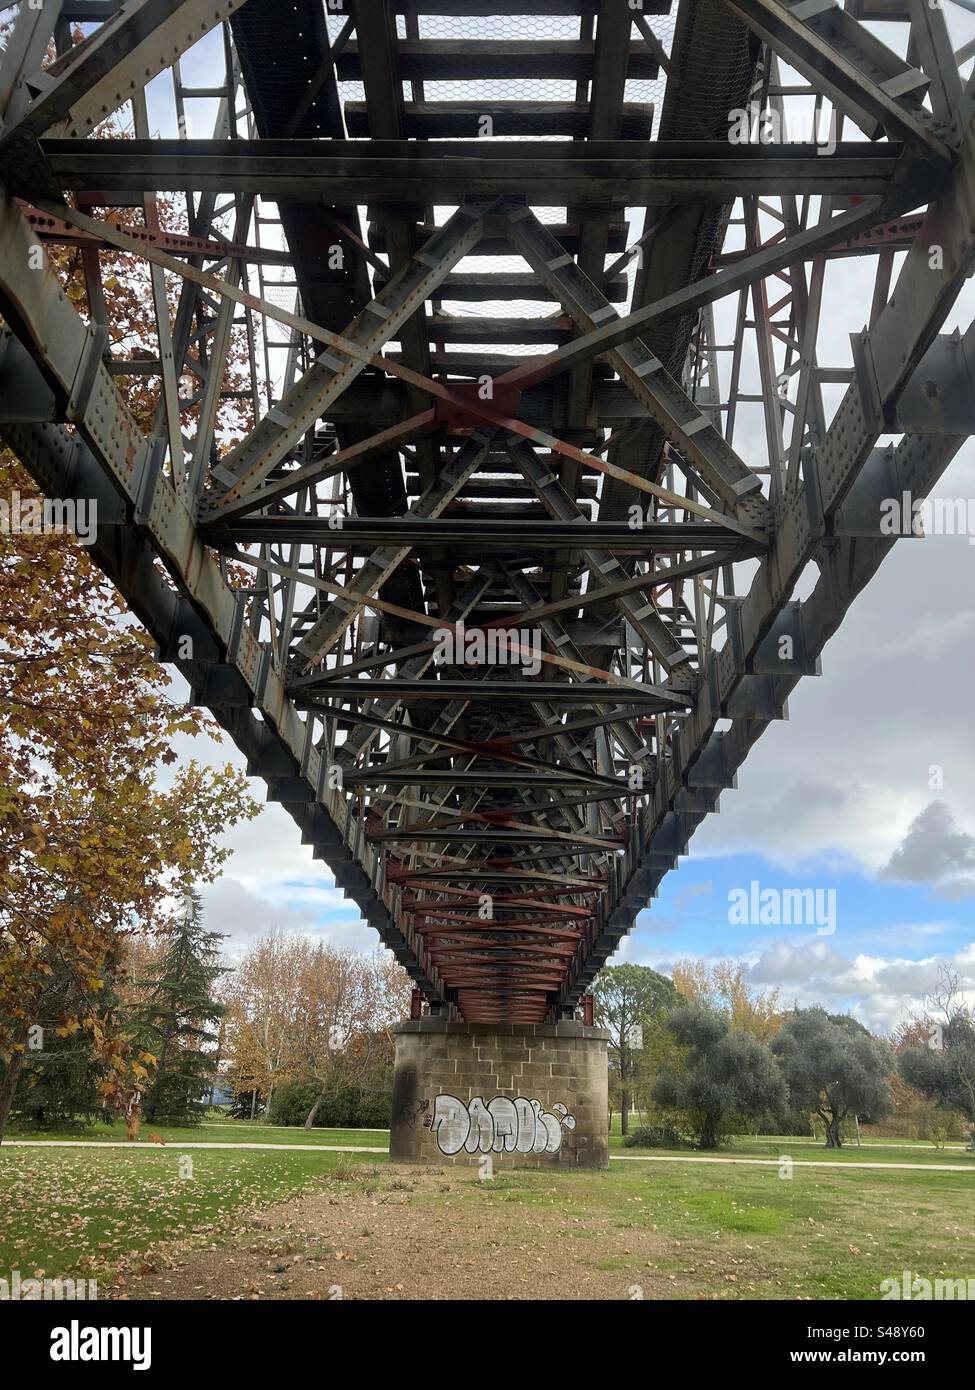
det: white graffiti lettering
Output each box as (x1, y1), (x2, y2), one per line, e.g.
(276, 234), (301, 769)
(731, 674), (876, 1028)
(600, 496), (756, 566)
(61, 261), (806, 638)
(431, 1094), (576, 1156)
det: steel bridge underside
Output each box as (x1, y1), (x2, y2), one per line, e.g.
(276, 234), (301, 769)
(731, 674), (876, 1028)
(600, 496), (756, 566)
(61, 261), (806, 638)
(0, 0), (973, 1022)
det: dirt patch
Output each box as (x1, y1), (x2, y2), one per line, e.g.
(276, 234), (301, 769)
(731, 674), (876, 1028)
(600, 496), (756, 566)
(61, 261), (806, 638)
(103, 1166), (749, 1301)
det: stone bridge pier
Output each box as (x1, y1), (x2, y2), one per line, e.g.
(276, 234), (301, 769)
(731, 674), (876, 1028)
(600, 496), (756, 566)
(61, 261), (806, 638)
(389, 1018), (610, 1169)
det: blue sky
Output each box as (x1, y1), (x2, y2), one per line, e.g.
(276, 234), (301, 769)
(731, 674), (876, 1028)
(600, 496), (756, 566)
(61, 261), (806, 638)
(632, 853), (975, 966)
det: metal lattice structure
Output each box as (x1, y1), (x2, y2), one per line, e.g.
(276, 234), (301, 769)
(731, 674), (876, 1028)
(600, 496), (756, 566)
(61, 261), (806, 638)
(1, 0), (973, 1024)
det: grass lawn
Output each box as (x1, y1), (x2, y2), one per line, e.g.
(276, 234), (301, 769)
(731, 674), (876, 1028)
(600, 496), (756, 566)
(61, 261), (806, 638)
(6, 1117), (389, 1149)
(10, 1115), (972, 1170)
(414, 1160), (975, 1299)
(0, 1145), (370, 1282)
(611, 1132), (975, 1165)
(1, 1131), (973, 1298)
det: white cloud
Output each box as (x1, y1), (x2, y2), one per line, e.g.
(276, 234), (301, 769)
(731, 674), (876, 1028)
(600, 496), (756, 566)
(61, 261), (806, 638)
(201, 877), (316, 945)
(643, 939), (975, 1034)
(201, 876), (377, 961)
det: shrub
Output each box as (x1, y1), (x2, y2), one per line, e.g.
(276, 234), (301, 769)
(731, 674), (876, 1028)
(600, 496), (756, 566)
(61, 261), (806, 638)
(623, 1122), (695, 1149)
(918, 1111), (966, 1147)
(266, 1078), (391, 1129)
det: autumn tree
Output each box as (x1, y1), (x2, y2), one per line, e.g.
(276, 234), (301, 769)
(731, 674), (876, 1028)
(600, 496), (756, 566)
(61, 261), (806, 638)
(0, 175), (260, 1138)
(223, 932), (314, 1117)
(672, 958), (782, 1042)
(283, 954), (410, 1130)
(0, 477), (258, 1136)
(224, 935), (410, 1126)
(297, 945), (410, 1131)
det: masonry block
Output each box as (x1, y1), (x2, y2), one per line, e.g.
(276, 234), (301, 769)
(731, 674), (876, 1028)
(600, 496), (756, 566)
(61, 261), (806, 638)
(390, 1019), (610, 1169)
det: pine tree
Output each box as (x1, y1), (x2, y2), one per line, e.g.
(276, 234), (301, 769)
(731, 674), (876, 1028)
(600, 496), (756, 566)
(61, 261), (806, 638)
(134, 891), (227, 1125)
(4, 945), (120, 1132)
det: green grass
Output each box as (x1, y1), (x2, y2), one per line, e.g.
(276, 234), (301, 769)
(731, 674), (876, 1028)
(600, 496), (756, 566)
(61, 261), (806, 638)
(13, 1114), (972, 1166)
(608, 1119), (975, 1164)
(8, 1117), (390, 1149)
(0, 1146), (381, 1282)
(411, 1160), (975, 1299)
(1, 1128), (972, 1298)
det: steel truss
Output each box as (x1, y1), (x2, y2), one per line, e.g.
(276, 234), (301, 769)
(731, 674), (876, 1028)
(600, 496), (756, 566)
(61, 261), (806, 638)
(0, 0), (973, 1023)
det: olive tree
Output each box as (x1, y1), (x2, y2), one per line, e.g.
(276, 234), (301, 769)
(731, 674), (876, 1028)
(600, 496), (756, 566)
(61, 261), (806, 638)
(653, 1003), (787, 1149)
(771, 1008), (892, 1148)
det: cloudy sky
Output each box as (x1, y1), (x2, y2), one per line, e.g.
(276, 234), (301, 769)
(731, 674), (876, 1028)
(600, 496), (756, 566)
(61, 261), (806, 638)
(148, 9), (975, 1034)
(621, 427), (975, 1031)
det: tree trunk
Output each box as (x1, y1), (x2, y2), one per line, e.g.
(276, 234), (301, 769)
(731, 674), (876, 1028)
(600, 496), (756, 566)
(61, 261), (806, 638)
(0, 1050), (26, 1144)
(250, 1088), (257, 1120)
(620, 1088), (630, 1137)
(304, 1079), (329, 1131)
(824, 1115), (843, 1148)
(142, 1031), (175, 1125)
(699, 1113), (719, 1149)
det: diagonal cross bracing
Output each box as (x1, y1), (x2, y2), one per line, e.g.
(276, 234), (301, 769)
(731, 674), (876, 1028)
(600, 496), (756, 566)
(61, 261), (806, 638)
(0, 0), (972, 1024)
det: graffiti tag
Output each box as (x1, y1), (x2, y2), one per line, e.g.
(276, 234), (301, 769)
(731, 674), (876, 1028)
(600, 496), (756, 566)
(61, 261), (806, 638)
(430, 1094), (576, 1156)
